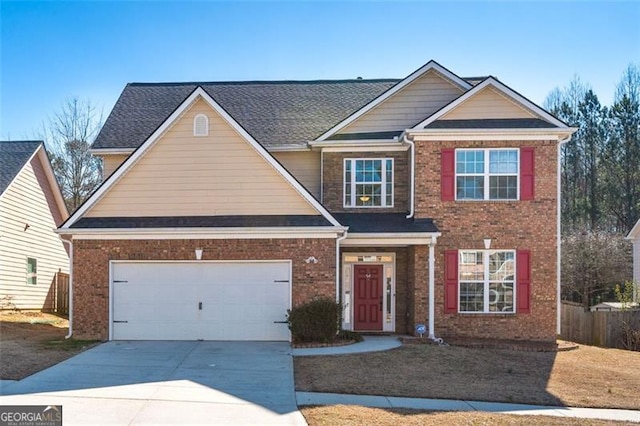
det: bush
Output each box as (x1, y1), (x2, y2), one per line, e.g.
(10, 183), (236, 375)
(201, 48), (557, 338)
(337, 329), (363, 343)
(287, 298), (341, 343)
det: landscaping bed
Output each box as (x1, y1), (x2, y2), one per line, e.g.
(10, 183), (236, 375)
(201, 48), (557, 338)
(0, 310), (98, 380)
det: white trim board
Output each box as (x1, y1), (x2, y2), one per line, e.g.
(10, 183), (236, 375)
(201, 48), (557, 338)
(61, 87), (342, 229)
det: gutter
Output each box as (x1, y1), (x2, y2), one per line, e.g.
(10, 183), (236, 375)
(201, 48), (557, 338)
(59, 236), (73, 339)
(402, 134), (415, 219)
(557, 136), (572, 335)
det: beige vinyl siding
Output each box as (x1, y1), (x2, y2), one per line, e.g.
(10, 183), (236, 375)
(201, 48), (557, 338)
(0, 155), (69, 310)
(102, 154), (130, 179)
(86, 98), (318, 217)
(441, 86), (536, 120)
(339, 70), (464, 134)
(271, 151), (321, 198)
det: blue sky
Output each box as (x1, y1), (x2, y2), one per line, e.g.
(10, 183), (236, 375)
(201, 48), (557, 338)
(1, 1), (639, 140)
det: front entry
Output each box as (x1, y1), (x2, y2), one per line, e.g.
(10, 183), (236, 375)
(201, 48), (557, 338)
(353, 264), (383, 330)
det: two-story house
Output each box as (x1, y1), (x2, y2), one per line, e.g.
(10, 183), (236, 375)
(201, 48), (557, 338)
(58, 61), (575, 346)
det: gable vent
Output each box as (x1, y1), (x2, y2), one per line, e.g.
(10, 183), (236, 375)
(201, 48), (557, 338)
(193, 114), (209, 136)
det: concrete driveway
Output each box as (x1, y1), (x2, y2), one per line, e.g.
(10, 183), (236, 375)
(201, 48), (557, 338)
(0, 341), (306, 425)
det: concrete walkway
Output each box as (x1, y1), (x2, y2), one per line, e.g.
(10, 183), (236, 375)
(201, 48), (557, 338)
(296, 392), (640, 423)
(292, 335), (402, 356)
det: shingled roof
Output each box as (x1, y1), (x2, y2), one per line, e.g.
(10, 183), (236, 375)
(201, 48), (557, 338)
(0, 141), (42, 195)
(93, 80), (400, 150)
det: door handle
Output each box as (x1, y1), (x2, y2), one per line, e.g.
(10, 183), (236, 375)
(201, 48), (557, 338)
(198, 302), (202, 310)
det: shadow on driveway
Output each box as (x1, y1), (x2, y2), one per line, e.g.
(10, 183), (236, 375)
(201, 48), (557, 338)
(0, 341), (306, 425)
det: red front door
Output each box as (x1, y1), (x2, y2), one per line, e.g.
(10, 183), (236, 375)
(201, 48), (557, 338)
(353, 265), (383, 331)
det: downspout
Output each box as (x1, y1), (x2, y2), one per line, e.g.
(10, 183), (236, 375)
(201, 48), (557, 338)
(403, 134), (415, 219)
(557, 136), (571, 336)
(60, 236), (73, 339)
(335, 230), (348, 302)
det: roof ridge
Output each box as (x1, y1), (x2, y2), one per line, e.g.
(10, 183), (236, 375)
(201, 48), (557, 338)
(0, 140), (43, 144)
(127, 79), (401, 87)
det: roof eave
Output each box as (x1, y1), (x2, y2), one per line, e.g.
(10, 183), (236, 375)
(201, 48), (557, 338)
(90, 148), (136, 156)
(56, 225), (348, 236)
(407, 127), (578, 141)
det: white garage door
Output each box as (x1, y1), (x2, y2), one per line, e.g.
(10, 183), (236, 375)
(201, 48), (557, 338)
(111, 261), (291, 341)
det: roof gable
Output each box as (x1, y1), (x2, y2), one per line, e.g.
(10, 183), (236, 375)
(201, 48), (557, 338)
(414, 77), (568, 129)
(316, 61), (472, 141)
(0, 140), (68, 223)
(63, 88), (341, 229)
(0, 141), (42, 195)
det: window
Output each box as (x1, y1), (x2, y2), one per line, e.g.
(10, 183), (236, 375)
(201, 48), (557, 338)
(27, 258), (37, 285)
(344, 158), (393, 207)
(459, 250), (515, 313)
(456, 149), (519, 200)
(193, 114), (209, 136)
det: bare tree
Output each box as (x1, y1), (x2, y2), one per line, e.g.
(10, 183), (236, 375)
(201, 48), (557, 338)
(42, 98), (103, 212)
(561, 229), (632, 307)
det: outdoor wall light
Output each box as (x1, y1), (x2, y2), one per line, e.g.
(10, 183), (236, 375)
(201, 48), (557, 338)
(484, 238), (492, 250)
(195, 248), (203, 260)
(305, 256), (319, 264)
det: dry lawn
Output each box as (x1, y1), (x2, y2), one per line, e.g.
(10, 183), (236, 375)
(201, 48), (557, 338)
(0, 310), (98, 380)
(300, 405), (633, 426)
(295, 343), (640, 410)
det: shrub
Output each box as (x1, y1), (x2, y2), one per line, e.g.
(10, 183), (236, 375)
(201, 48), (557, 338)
(287, 298), (341, 343)
(337, 329), (363, 342)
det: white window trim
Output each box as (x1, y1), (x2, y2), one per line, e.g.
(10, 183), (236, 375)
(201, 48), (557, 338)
(343, 158), (394, 208)
(193, 114), (209, 136)
(458, 249), (516, 314)
(341, 253), (396, 332)
(26, 257), (37, 285)
(455, 148), (520, 201)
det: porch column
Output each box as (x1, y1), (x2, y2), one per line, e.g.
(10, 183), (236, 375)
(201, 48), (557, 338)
(428, 237), (436, 339)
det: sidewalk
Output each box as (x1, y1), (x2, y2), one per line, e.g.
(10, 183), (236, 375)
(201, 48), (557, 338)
(296, 392), (640, 423)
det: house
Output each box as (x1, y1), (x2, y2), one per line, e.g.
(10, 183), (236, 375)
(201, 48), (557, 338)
(590, 302), (639, 312)
(58, 61), (576, 345)
(0, 141), (69, 310)
(625, 223), (640, 304)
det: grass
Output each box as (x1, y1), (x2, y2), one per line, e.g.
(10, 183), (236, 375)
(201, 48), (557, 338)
(294, 343), (640, 410)
(0, 310), (99, 379)
(300, 405), (632, 426)
(41, 337), (99, 351)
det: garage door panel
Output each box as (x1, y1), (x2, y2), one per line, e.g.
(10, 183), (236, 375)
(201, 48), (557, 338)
(112, 261), (290, 341)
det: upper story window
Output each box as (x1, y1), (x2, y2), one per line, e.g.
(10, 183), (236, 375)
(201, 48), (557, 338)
(344, 158), (393, 208)
(456, 149), (519, 200)
(193, 114), (209, 136)
(459, 250), (515, 313)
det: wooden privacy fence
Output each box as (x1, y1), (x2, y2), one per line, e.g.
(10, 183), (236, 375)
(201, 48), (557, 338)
(561, 301), (640, 349)
(52, 270), (69, 316)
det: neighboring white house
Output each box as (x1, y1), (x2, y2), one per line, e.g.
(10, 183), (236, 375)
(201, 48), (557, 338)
(624, 220), (640, 303)
(0, 141), (69, 310)
(590, 302), (639, 312)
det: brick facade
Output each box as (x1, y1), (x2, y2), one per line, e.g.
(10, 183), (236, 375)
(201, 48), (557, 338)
(322, 151), (410, 213)
(72, 238), (336, 340)
(414, 140), (558, 343)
